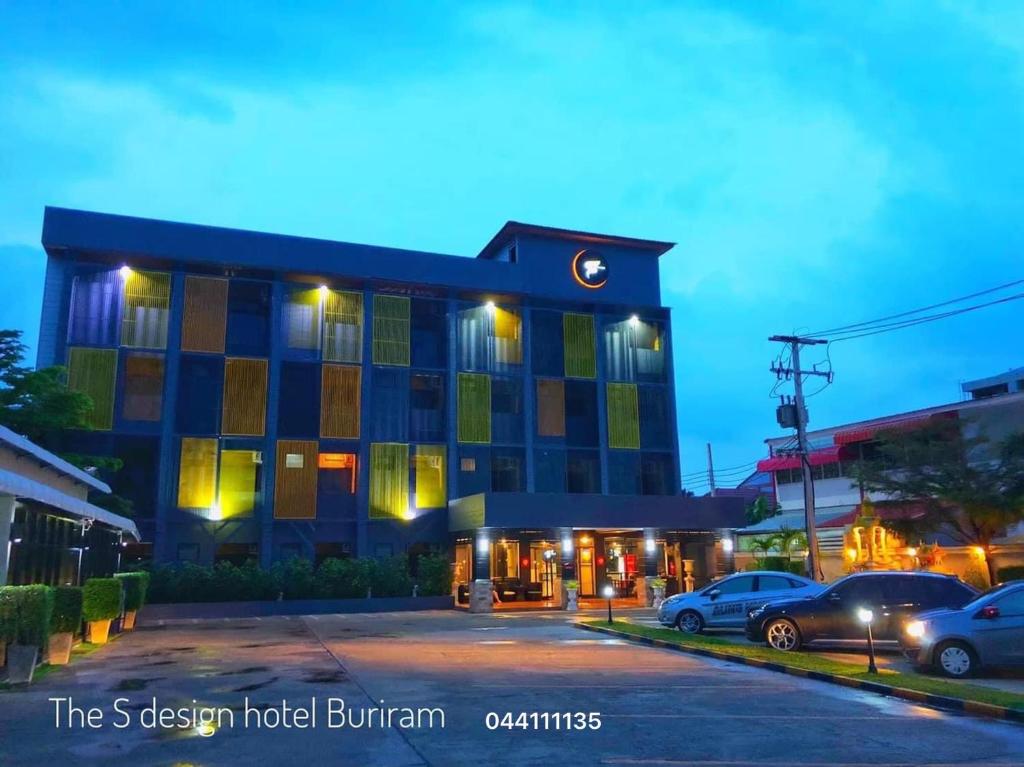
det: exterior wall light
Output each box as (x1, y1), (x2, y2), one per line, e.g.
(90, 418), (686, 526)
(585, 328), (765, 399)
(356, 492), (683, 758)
(722, 538), (734, 553)
(477, 536), (490, 555)
(629, 314), (640, 327)
(645, 538), (656, 554)
(319, 285), (329, 298)
(485, 301), (496, 313)
(119, 265), (132, 279)
(562, 536), (573, 555)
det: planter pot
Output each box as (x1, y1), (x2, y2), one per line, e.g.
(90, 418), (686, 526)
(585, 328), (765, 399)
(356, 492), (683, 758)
(652, 586), (666, 610)
(0, 641), (6, 669)
(86, 619), (112, 645)
(122, 610), (137, 631)
(565, 588), (579, 612)
(6, 644), (38, 684)
(48, 632), (74, 665)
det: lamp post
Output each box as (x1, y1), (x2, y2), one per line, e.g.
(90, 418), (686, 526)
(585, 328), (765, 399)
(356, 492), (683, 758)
(857, 607), (878, 674)
(604, 585), (615, 624)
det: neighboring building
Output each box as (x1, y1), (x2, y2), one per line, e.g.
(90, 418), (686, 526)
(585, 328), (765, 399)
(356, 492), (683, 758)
(37, 207), (744, 599)
(962, 367), (1024, 400)
(741, 382), (1024, 581)
(0, 424), (139, 586)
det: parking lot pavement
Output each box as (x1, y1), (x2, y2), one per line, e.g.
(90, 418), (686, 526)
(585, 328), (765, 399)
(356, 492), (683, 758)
(1, 609), (1022, 766)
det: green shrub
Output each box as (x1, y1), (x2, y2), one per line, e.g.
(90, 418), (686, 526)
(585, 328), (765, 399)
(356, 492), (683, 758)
(997, 566), (1024, 583)
(315, 558), (366, 599)
(82, 578), (123, 622)
(416, 554), (452, 596)
(0, 587), (14, 644)
(115, 572), (150, 611)
(271, 556), (316, 600)
(372, 555), (414, 597)
(1, 585), (55, 647)
(50, 586), (84, 634)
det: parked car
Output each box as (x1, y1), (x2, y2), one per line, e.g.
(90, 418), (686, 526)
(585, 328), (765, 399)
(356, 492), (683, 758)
(745, 571), (978, 651)
(658, 571), (823, 633)
(902, 580), (1024, 678)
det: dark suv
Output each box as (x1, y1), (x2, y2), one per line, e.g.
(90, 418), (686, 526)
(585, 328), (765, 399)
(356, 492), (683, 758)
(745, 571), (978, 651)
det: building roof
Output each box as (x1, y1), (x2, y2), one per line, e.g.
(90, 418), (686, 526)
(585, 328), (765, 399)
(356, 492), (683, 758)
(0, 424), (111, 494)
(0, 467), (139, 539)
(962, 367), (1024, 393)
(738, 505), (857, 535)
(476, 221), (675, 260)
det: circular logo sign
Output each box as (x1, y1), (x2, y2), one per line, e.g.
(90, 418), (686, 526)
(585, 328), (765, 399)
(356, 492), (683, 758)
(572, 249), (608, 289)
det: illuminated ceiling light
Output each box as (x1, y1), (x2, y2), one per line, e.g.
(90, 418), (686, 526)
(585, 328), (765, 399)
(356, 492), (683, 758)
(119, 265), (132, 279)
(629, 314), (640, 327)
(561, 536), (573, 555)
(485, 300), (496, 313)
(721, 538), (734, 553)
(319, 284), (329, 298)
(477, 536), (490, 554)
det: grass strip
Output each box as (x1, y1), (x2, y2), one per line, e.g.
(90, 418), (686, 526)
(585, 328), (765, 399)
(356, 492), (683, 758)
(582, 619), (1024, 712)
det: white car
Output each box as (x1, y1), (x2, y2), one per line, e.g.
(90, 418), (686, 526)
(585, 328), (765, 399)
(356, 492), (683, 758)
(657, 571), (824, 633)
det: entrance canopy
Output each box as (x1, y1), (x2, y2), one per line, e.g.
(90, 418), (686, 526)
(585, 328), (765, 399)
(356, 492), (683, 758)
(448, 492), (745, 533)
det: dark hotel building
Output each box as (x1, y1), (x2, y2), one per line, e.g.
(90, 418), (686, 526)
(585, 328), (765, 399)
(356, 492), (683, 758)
(36, 207), (742, 601)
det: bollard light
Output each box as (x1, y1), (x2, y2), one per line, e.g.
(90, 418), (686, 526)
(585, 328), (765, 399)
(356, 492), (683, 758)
(858, 607), (878, 674)
(604, 584), (615, 624)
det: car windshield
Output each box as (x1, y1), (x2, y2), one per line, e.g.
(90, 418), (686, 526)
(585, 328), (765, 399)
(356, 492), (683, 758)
(959, 582), (1017, 611)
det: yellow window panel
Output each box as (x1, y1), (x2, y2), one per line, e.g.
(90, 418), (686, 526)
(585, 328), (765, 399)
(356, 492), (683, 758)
(372, 294), (410, 366)
(177, 437), (218, 509)
(121, 269), (171, 348)
(324, 289), (363, 363)
(415, 445), (446, 509)
(369, 442), (409, 520)
(217, 449), (259, 518)
(66, 347), (117, 431)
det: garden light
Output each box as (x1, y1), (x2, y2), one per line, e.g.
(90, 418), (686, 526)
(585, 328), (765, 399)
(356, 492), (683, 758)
(858, 607), (878, 674)
(604, 584), (615, 624)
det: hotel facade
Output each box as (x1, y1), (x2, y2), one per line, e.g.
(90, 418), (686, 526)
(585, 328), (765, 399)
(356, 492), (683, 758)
(36, 208), (742, 600)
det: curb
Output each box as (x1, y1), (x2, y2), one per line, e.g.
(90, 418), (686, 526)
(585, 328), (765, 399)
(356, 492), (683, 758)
(577, 621), (1024, 724)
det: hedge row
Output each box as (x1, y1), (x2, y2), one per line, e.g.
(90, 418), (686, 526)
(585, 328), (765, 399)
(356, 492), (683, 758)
(0, 585), (53, 647)
(146, 554), (452, 604)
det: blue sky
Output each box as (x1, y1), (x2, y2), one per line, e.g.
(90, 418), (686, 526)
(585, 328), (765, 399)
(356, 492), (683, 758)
(2, 2), (1022, 489)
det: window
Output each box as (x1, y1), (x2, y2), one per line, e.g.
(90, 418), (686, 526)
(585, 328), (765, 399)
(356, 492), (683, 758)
(831, 576), (884, 604)
(491, 448), (525, 492)
(321, 364), (361, 439)
(176, 355), (223, 434)
(369, 442), (409, 520)
(121, 352), (164, 422)
(177, 437), (218, 509)
(372, 294), (411, 366)
(460, 457), (476, 472)
(604, 317), (665, 383)
(491, 377), (523, 444)
(608, 451), (641, 494)
(457, 372), (491, 444)
(917, 576), (976, 608)
(414, 445), (446, 508)
(563, 313), (596, 378)
(67, 347), (118, 430)
(410, 298), (446, 368)
(534, 448), (566, 493)
(370, 367), (409, 441)
(217, 450), (260, 518)
(278, 362), (321, 438)
(181, 276), (228, 353)
(222, 358), (268, 436)
(714, 575), (755, 595)
(68, 269), (120, 346)
(641, 453), (675, 495)
(318, 453), (357, 493)
(410, 373), (444, 442)
(283, 286), (323, 356)
(491, 540), (519, 579)
(758, 575), (796, 592)
(567, 450), (600, 494)
(324, 290), (363, 363)
(607, 382), (640, 449)
(531, 310), (564, 377)
(274, 440), (318, 519)
(994, 588), (1024, 616)
(639, 386), (672, 449)
(121, 269), (170, 349)
(226, 280), (271, 356)
(458, 446), (490, 496)
(565, 380), (598, 447)
(457, 305), (522, 372)
(536, 379), (565, 438)
(492, 307), (522, 367)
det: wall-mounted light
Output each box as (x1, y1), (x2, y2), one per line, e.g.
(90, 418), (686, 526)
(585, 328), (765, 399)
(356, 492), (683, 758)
(477, 535), (490, 555)
(645, 538), (656, 554)
(319, 284), (329, 298)
(629, 314), (640, 327)
(119, 265), (132, 279)
(12, 538), (22, 544)
(721, 538), (734, 553)
(561, 536), (573, 555)
(485, 300), (496, 313)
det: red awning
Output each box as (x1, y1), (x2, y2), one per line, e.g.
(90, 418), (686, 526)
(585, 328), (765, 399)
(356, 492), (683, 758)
(817, 502), (930, 529)
(833, 411), (958, 446)
(756, 445), (845, 473)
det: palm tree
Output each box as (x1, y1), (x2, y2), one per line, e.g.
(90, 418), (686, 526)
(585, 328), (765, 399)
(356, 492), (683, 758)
(747, 535), (779, 568)
(774, 526), (808, 565)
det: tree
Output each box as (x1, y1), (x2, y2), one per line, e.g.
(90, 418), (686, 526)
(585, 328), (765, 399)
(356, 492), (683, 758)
(852, 419), (1024, 585)
(0, 330), (132, 516)
(746, 496), (776, 525)
(747, 535), (777, 567)
(774, 526), (807, 563)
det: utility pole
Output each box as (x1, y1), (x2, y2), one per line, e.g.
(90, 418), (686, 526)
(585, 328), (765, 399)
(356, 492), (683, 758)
(705, 442), (716, 496)
(770, 335), (831, 581)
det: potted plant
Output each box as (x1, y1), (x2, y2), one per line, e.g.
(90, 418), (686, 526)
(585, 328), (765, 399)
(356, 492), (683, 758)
(563, 579), (580, 611)
(82, 578), (123, 645)
(6, 585), (54, 684)
(48, 586), (83, 665)
(114, 572), (149, 631)
(649, 577), (667, 608)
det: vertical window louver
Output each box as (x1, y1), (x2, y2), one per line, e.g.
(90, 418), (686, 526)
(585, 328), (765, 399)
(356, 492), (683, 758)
(492, 307), (523, 366)
(320, 364), (361, 439)
(324, 290), (363, 363)
(284, 287), (323, 352)
(68, 270), (121, 346)
(222, 358), (268, 436)
(457, 372), (491, 444)
(181, 276), (228, 353)
(274, 440), (318, 519)
(564, 313), (596, 378)
(218, 449), (259, 518)
(372, 295), (410, 366)
(536, 379), (566, 437)
(177, 437), (218, 509)
(414, 444), (447, 509)
(369, 442), (409, 520)
(67, 347), (117, 430)
(121, 352), (164, 422)
(607, 382), (641, 449)
(121, 269), (170, 349)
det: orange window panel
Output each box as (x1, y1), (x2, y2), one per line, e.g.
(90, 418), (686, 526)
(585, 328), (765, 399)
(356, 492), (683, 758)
(536, 379), (566, 437)
(320, 364), (361, 439)
(222, 358), (268, 436)
(181, 276), (228, 353)
(274, 440), (319, 519)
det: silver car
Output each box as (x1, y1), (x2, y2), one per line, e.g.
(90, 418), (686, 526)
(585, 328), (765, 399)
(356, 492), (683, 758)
(657, 571), (824, 633)
(903, 580), (1024, 677)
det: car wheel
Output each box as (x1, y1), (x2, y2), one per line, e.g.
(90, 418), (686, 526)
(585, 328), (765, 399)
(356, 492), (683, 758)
(676, 610), (704, 634)
(765, 618), (801, 651)
(934, 641), (976, 678)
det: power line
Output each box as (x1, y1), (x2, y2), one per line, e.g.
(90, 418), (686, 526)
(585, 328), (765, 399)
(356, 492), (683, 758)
(809, 277), (1024, 336)
(680, 460), (756, 479)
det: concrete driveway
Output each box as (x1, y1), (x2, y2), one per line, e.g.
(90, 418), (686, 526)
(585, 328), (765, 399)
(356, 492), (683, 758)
(1, 609), (1022, 766)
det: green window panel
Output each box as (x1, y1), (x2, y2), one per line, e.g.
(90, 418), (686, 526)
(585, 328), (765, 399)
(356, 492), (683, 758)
(457, 372), (491, 444)
(284, 287), (323, 351)
(607, 382), (640, 449)
(121, 269), (171, 348)
(564, 313), (596, 378)
(372, 294), (410, 366)
(369, 442), (410, 520)
(324, 289), (363, 363)
(414, 444), (447, 509)
(67, 347), (118, 430)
